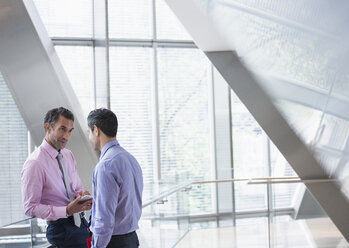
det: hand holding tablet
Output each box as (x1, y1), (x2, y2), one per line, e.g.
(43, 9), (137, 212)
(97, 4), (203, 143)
(78, 195), (93, 204)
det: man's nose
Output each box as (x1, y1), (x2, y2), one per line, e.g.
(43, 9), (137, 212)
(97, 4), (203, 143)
(63, 131), (71, 140)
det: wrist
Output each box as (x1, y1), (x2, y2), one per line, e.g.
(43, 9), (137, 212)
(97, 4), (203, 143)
(66, 207), (71, 217)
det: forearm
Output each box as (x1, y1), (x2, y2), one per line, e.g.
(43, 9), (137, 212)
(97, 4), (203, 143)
(25, 203), (66, 221)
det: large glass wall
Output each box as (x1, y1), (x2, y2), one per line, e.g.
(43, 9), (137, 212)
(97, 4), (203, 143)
(31, 0), (214, 216)
(0, 0), (298, 222)
(55, 46), (95, 116)
(109, 47), (154, 185)
(157, 48), (212, 213)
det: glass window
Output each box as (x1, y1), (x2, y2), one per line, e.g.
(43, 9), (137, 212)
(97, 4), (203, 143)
(231, 90), (268, 211)
(156, 0), (192, 40)
(109, 47), (154, 189)
(33, 0), (92, 38)
(157, 48), (211, 213)
(231, 90), (298, 211)
(55, 46), (95, 116)
(270, 143), (298, 209)
(108, 0), (152, 39)
(0, 74), (28, 226)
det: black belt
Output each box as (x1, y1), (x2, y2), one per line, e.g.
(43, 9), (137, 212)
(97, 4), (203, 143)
(108, 231), (138, 246)
(47, 216), (74, 226)
(112, 231), (136, 238)
(47, 212), (85, 226)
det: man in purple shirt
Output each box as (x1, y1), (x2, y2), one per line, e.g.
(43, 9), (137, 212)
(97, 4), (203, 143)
(87, 108), (143, 248)
(21, 107), (92, 248)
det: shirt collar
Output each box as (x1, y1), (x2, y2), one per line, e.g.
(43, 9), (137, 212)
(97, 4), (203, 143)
(41, 139), (60, 160)
(100, 140), (119, 160)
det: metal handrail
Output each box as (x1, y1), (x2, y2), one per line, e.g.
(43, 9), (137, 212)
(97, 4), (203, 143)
(192, 176), (299, 184)
(142, 182), (192, 208)
(2, 176), (337, 228)
(142, 176), (336, 208)
(247, 178), (337, 184)
(1, 218), (31, 228)
(192, 176), (337, 185)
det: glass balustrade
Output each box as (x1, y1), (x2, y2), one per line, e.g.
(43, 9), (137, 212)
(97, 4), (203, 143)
(0, 218), (47, 248)
(1, 179), (347, 248)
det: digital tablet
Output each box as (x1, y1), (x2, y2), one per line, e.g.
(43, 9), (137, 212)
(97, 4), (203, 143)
(78, 195), (93, 204)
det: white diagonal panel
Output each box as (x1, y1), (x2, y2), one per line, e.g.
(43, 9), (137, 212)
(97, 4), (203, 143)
(0, 0), (97, 189)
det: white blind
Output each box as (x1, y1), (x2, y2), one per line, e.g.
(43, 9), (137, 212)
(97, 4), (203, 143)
(109, 47), (154, 191)
(0, 74), (28, 226)
(157, 48), (212, 213)
(156, 0), (192, 40)
(33, 0), (92, 38)
(55, 45), (95, 117)
(108, 0), (152, 39)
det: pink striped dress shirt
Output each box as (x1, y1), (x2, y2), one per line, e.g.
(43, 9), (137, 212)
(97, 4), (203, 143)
(21, 139), (83, 221)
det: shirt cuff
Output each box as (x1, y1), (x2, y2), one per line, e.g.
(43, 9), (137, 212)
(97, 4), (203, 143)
(54, 206), (68, 219)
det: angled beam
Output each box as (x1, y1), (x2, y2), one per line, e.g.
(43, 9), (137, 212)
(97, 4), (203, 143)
(0, 0), (97, 189)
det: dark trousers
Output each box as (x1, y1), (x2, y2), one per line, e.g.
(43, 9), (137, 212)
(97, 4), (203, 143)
(46, 216), (90, 248)
(106, 231), (139, 248)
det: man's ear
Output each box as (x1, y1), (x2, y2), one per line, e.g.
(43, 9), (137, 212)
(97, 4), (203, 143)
(44, 123), (51, 133)
(94, 125), (100, 136)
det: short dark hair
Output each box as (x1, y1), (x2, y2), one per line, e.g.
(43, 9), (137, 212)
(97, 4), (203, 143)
(87, 108), (118, 138)
(44, 107), (74, 127)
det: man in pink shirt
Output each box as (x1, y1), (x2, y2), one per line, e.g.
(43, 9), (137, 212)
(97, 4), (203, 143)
(21, 107), (92, 248)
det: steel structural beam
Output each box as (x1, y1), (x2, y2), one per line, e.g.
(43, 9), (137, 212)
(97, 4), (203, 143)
(0, 0), (97, 189)
(165, 0), (349, 240)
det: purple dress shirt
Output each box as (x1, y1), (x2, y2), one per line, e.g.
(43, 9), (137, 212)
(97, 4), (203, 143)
(90, 140), (143, 248)
(21, 139), (83, 220)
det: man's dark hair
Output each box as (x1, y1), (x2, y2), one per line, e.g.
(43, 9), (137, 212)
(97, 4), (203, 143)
(44, 107), (74, 127)
(87, 108), (118, 138)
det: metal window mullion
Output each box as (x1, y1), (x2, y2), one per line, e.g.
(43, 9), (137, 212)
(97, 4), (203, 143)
(152, 0), (157, 41)
(228, 88), (236, 226)
(92, 0), (97, 108)
(92, 41), (97, 108)
(267, 137), (273, 217)
(109, 39), (196, 48)
(266, 137), (273, 248)
(151, 0), (161, 181)
(52, 38), (94, 46)
(105, 0), (110, 109)
(151, 43), (161, 181)
(52, 38), (196, 48)
(208, 63), (219, 222)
